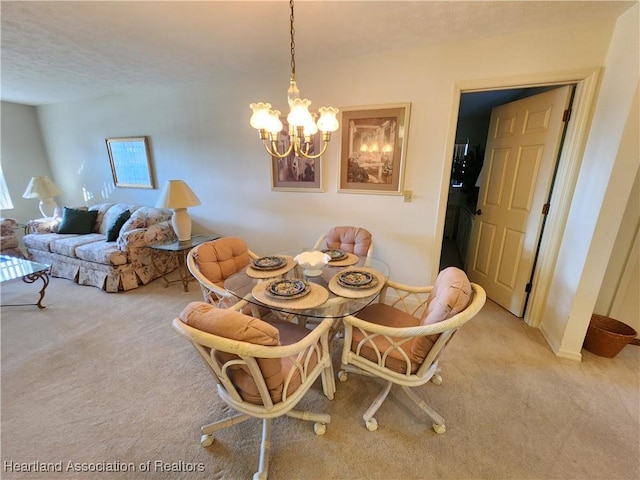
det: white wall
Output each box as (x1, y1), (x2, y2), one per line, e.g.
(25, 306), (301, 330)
(0, 102), (53, 224)
(539, 5), (640, 358)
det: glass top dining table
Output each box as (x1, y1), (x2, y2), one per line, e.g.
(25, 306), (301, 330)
(223, 249), (390, 319)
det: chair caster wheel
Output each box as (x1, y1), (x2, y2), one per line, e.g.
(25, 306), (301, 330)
(430, 374), (443, 386)
(365, 418), (378, 431)
(338, 370), (348, 382)
(432, 423), (446, 434)
(200, 434), (214, 447)
(314, 423), (327, 436)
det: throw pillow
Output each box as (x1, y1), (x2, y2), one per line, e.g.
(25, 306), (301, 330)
(57, 207), (98, 234)
(106, 210), (131, 242)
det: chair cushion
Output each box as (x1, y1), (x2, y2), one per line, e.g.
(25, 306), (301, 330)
(325, 226), (371, 256)
(179, 302), (317, 405)
(192, 237), (251, 286)
(411, 267), (472, 363)
(351, 267), (472, 372)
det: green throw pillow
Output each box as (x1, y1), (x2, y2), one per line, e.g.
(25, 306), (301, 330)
(106, 210), (131, 242)
(57, 207), (98, 234)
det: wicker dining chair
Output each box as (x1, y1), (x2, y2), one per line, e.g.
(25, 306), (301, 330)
(172, 301), (334, 480)
(338, 267), (486, 433)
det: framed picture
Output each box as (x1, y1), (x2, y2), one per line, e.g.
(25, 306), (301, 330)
(338, 103), (411, 195)
(106, 136), (155, 189)
(270, 121), (322, 192)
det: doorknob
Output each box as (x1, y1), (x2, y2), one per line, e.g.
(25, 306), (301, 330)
(475, 209), (483, 215)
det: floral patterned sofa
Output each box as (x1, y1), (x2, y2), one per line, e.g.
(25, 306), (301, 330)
(23, 203), (178, 292)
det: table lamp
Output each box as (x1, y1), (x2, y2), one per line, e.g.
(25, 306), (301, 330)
(22, 176), (64, 217)
(156, 180), (201, 241)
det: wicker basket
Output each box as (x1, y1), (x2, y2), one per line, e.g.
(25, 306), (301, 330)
(583, 314), (637, 358)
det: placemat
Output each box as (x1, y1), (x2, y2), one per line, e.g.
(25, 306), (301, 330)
(325, 252), (359, 267)
(328, 266), (386, 299)
(252, 281), (329, 309)
(246, 255), (296, 279)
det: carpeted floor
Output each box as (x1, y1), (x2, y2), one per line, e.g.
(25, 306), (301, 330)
(1, 276), (638, 480)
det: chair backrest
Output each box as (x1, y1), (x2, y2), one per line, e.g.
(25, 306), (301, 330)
(316, 226), (373, 257)
(189, 237), (252, 287)
(174, 302), (325, 407)
(411, 266), (473, 365)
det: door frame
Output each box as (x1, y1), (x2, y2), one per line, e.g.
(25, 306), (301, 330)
(437, 68), (602, 327)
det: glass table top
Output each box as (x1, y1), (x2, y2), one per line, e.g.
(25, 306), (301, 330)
(0, 255), (50, 283)
(148, 234), (219, 252)
(224, 249), (390, 319)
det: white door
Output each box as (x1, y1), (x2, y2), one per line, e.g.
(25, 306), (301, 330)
(467, 86), (573, 317)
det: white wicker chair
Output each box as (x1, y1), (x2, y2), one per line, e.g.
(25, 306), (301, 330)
(172, 301), (335, 480)
(338, 267), (486, 434)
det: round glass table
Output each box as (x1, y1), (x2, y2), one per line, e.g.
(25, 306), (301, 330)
(223, 249), (390, 320)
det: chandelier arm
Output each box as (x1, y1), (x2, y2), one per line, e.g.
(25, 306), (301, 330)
(264, 140), (295, 159)
(292, 140), (329, 160)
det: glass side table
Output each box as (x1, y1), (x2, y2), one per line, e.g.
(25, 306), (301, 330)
(148, 234), (219, 292)
(0, 254), (51, 309)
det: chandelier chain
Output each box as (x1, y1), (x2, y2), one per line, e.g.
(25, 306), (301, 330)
(290, 0), (296, 79)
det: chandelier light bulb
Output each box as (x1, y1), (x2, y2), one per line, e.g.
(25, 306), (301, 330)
(266, 110), (283, 135)
(317, 107), (339, 133)
(249, 103), (273, 130)
(287, 98), (313, 127)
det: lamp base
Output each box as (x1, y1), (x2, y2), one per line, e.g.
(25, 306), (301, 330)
(39, 198), (58, 218)
(171, 208), (192, 242)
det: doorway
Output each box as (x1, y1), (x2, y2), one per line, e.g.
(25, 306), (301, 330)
(440, 85), (573, 317)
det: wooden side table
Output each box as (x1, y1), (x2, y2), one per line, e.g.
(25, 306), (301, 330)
(148, 234), (219, 292)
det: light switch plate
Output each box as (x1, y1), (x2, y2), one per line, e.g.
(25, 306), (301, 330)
(403, 190), (412, 202)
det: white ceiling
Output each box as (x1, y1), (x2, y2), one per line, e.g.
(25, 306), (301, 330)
(1, 1), (635, 106)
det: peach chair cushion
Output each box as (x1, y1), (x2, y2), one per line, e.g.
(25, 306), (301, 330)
(411, 267), (472, 363)
(351, 267), (472, 373)
(179, 302), (318, 405)
(324, 226), (372, 257)
(192, 237), (251, 286)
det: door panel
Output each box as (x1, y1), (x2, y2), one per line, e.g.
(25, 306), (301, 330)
(467, 85), (573, 316)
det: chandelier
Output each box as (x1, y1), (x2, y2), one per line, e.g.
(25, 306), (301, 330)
(249, 0), (339, 159)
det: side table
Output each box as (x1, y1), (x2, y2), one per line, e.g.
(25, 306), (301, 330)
(148, 234), (219, 292)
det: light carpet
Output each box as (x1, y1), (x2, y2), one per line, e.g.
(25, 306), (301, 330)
(1, 276), (638, 480)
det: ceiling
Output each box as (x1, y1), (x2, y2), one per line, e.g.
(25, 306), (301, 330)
(1, 1), (635, 107)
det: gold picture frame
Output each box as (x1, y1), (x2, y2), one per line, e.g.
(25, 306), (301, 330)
(270, 120), (323, 192)
(338, 103), (411, 195)
(106, 136), (154, 189)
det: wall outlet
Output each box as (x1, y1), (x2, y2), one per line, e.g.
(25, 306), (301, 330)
(403, 190), (413, 202)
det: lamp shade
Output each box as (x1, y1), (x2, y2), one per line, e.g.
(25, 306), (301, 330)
(22, 176), (63, 199)
(22, 176), (64, 217)
(156, 180), (201, 209)
(156, 180), (201, 241)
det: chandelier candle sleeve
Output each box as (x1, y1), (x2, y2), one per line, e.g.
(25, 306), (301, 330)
(249, 0), (338, 160)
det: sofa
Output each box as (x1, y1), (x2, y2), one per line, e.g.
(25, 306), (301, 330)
(23, 203), (178, 292)
(0, 218), (26, 258)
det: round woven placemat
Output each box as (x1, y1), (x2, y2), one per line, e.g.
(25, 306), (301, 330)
(325, 252), (359, 267)
(328, 267), (386, 299)
(252, 281), (329, 309)
(246, 256), (296, 279)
